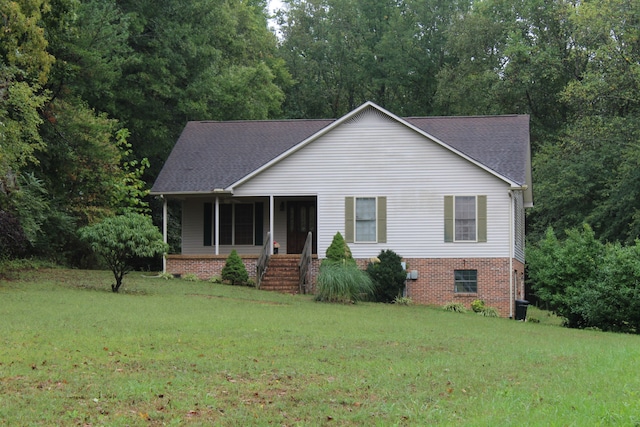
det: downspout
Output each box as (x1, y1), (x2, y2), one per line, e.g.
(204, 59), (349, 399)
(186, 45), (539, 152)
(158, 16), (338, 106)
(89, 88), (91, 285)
(508, 190), (514, 318)
(162, 195), (167, 274)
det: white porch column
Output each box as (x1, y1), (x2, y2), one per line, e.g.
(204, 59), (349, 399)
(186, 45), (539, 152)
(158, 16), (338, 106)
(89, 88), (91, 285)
(215, 196), (220, 255)
(162, 195), (167, 273)
(269, 195), (275, 255)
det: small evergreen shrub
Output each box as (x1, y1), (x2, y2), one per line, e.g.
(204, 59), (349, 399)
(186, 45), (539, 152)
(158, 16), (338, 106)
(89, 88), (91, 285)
(315, 262), (374, 303)
(182, 273), (199, 282)
(443, 302), (466, 313)
(221, 249), (249, 285)
(324, 232), (355, 265)
(367, 249), (406, 302)
(158, 272), (174, 280)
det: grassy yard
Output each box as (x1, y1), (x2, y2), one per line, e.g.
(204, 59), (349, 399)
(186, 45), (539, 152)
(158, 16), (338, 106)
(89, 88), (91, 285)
(1, 269), (639, 426)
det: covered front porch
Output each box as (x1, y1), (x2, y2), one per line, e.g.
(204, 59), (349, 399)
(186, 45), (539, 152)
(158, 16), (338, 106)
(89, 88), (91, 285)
(160, 195), (318, 258)
(159, 194), (319, 291)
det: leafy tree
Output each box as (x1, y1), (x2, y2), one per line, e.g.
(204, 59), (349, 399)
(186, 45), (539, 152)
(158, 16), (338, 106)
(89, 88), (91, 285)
(79, 213), (167, 292)
(367, 249), (406, 303)
(324, 231), (354, 265)
(221, 249), (249, 285)
(0, 0), (54, 182)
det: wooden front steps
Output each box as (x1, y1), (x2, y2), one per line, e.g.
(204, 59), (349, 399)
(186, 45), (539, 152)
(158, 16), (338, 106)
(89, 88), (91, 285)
(259, 254), (300, 294)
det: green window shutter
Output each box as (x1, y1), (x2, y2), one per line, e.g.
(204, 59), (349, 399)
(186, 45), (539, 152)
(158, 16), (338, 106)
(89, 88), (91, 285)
(477, 195), (487, 242)
(444, 196), (453, 242)
(345, 197), (354, 243)
(377, 196), (387, 243)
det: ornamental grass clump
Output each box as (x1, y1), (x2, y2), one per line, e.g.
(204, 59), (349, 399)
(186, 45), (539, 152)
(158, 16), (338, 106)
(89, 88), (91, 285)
(315, 262), (374, 303)
(316, 232), (372, 303)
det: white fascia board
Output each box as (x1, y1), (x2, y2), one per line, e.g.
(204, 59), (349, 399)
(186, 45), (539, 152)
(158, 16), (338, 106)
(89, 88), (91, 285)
(150, 190), (233, 196)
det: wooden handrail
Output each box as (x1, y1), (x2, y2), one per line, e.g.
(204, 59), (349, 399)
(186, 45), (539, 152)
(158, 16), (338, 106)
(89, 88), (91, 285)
(256, 232), (271, 289)
(298, 231), (313, 294)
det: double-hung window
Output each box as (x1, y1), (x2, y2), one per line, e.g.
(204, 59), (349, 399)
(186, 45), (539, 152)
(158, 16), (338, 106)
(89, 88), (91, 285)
(344, 196), (387, 243)
(355, 197), (377, 242)
(444, 195), (487, 242)
(455, 196), (476, 241)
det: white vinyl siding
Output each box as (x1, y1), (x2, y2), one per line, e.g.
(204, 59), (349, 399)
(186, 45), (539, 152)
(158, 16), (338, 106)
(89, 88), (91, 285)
(228, 108), (514, 259)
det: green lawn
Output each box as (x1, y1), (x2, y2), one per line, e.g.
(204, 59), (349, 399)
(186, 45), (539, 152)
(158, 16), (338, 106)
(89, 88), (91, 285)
(1, 269), (639, 426)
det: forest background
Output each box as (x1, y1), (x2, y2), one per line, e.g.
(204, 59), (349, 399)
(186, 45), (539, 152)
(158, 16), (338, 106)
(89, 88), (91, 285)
(1, 0), (639, 268)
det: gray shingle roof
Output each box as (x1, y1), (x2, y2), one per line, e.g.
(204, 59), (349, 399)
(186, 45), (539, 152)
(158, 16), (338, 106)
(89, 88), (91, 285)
(151, 104), (530, 194)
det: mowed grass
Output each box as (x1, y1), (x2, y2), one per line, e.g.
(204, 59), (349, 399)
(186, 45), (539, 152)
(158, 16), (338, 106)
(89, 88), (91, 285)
(1, 269), (639, 426)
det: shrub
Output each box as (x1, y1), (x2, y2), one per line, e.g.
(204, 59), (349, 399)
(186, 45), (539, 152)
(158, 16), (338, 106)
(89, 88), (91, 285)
(182, 273), (199, 282)
(471, 299), (486, 313)
(315, 262), (374, 303)
(367, 249), (406, 303)
(528, 224), (640, 333)
(393, 296), (413, 306)
(324, 232), (355, 265)
(480, 307), (500, 317)
(208, 275), (222, 284)
(443, 302), (466, 313)
(221, 250), (249, 285)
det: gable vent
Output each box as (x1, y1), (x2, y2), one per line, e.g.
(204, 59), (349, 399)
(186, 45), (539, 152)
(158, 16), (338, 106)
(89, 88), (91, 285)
(344, 107), (396, 125)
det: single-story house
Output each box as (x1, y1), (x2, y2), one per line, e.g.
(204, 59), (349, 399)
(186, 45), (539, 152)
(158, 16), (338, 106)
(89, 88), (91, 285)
(151, 101), (532, 317)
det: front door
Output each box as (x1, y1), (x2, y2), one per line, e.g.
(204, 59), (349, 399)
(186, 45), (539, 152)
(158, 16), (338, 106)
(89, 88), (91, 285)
(287, 201), (317, 254)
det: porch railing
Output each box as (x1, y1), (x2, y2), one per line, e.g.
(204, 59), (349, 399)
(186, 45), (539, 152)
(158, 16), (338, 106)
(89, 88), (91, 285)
(298, 232), (313, 294)
(256, 232), (271, 289)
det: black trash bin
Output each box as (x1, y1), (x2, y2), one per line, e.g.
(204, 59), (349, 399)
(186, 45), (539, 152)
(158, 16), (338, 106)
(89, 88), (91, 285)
(515, 300), (529, 321)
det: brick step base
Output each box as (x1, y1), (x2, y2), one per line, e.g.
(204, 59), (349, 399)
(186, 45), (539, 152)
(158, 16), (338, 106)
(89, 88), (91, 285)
(260, 255), (301, 294)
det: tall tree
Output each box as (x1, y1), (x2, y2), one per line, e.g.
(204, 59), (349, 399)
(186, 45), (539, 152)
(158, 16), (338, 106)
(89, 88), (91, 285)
(114, 0), (286, 177)
(0, 0), (54, 188)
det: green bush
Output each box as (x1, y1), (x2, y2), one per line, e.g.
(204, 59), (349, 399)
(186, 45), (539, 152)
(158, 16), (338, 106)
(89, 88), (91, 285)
(324, 232), (355, 265)
(315, 263), (374, 303)
(182, 273), (199, 282)
(471, 299), (486, 313)
(480, 307), (500, 317)
(367, 249), (406, 303)
(393, 296), (413, 306)
(528, 224), (640, 333)
(208, 275), (222, 284)
(443, 302), (466, 313)
(221, 250), (249, 285)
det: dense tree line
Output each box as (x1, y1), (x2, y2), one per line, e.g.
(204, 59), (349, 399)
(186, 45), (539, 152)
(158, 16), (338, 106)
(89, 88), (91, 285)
(1, 0), (285, 263)
(2, 0), (639, 272)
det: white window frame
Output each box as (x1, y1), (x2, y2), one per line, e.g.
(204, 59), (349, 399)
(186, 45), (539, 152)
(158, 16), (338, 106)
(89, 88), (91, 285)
(355, 196), (377, 243)
(454, 269), (478, 293)
(454, 195), (477, 242)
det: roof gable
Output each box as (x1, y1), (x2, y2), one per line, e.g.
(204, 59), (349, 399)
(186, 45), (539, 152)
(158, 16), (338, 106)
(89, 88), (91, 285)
(151, 102), (531, 196)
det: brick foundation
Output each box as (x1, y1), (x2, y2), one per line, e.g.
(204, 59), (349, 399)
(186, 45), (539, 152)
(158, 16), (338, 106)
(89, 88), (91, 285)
(403, 257), (524, 317)
(166, 255), (524, 317)
(166, 255), (259, 281)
